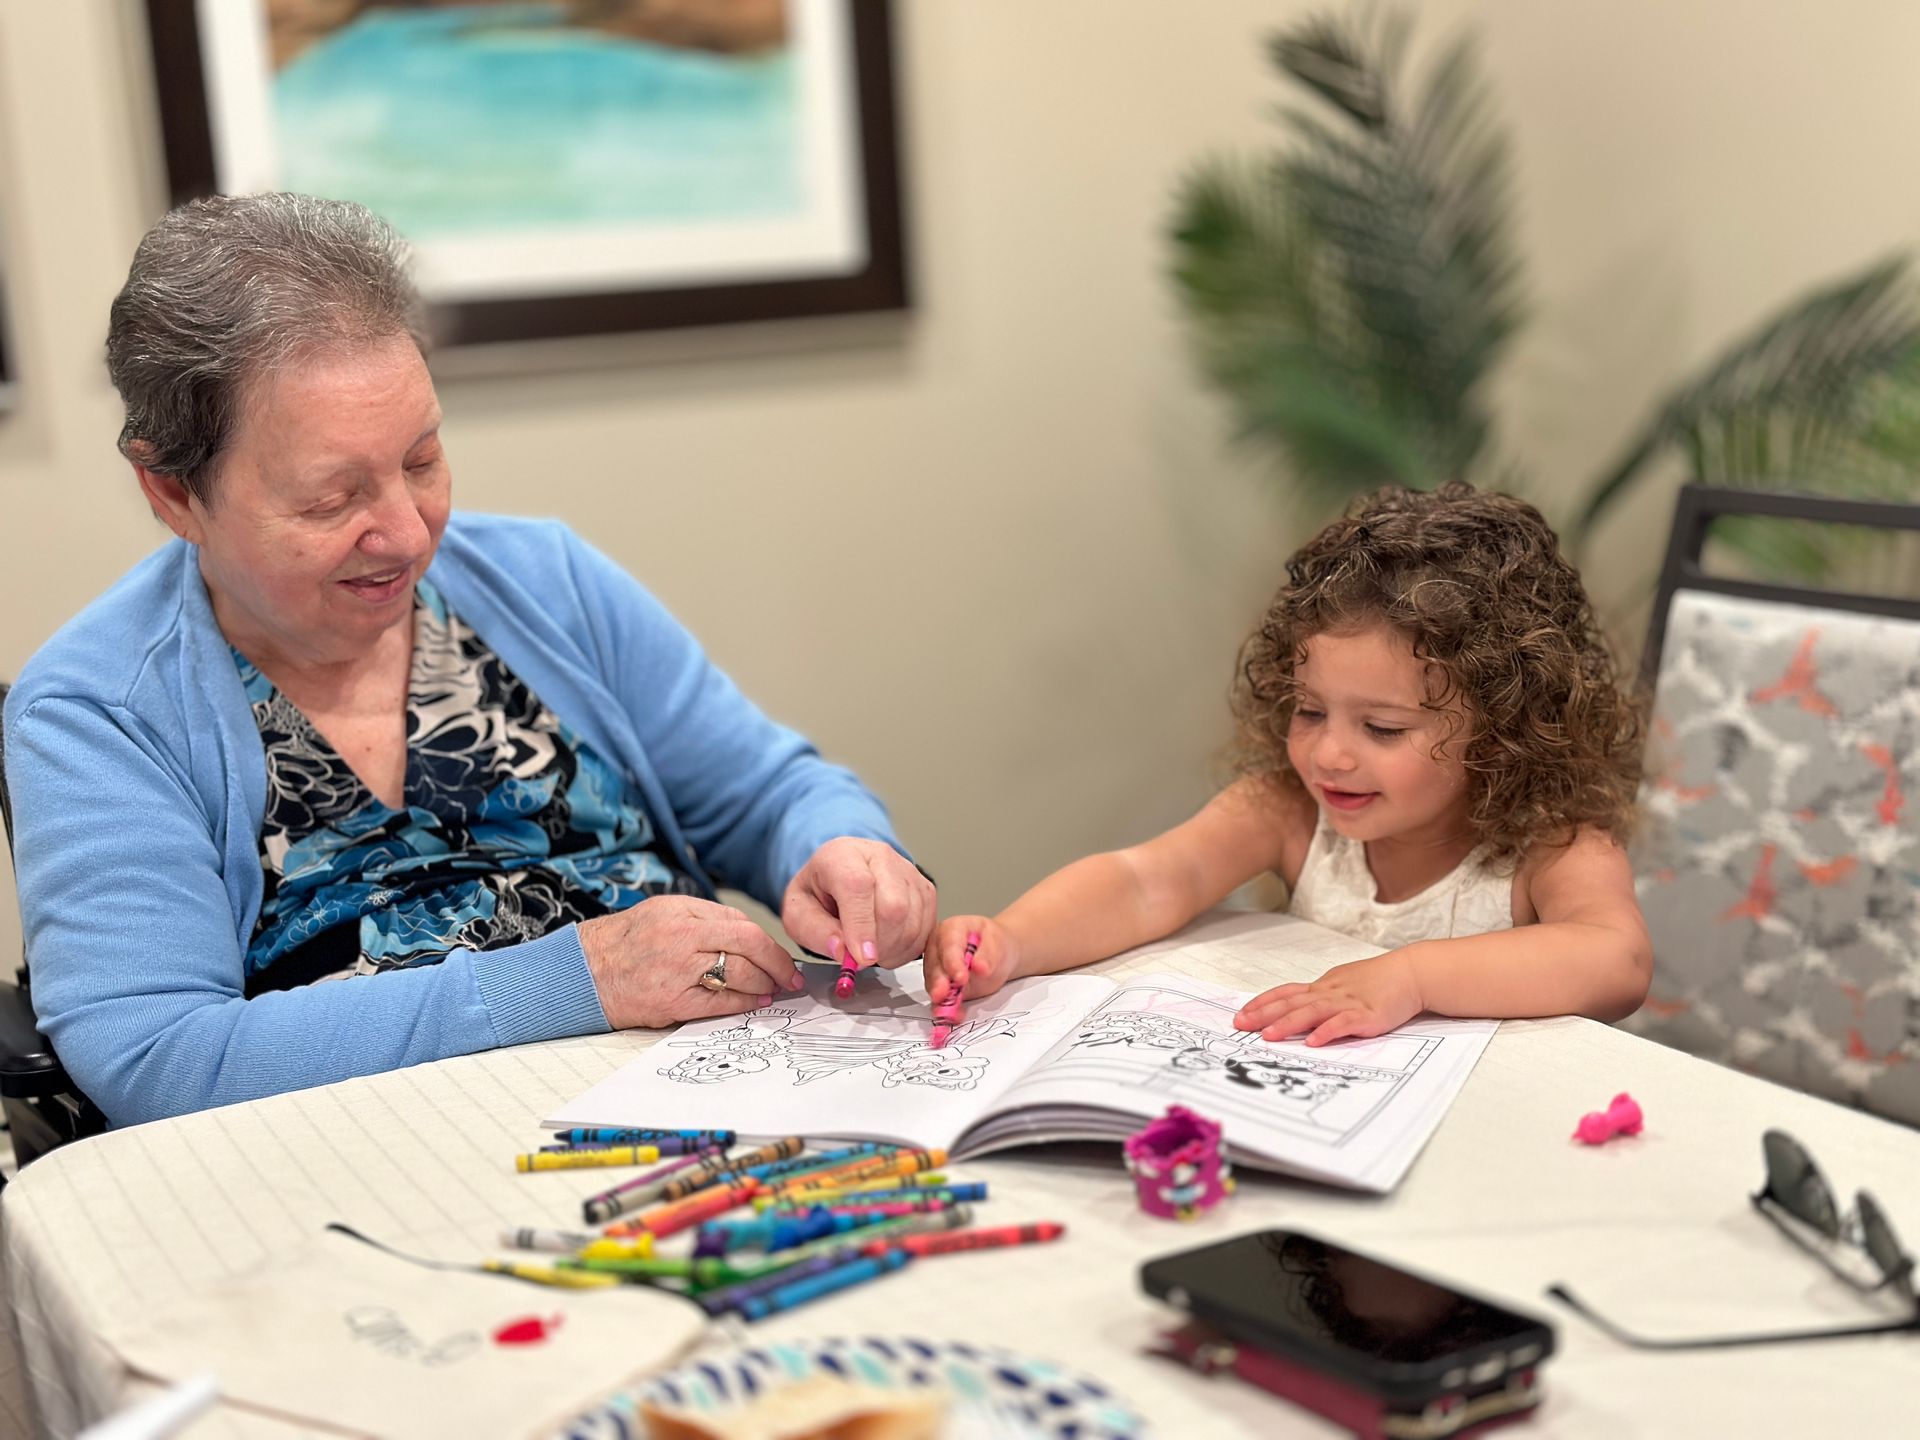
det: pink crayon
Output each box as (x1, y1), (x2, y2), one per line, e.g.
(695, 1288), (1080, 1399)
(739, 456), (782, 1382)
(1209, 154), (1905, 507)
(821, 1198), (949, 1218)
(930, 932), (980, 1049)
(833, 936), (858, 1000)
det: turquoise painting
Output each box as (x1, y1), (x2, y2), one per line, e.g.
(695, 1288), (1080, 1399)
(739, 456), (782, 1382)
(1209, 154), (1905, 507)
(272, 3), (802, 238)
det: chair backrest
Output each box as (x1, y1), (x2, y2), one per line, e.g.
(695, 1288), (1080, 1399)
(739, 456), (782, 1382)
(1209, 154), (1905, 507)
(1625, 486), (1920, 1126)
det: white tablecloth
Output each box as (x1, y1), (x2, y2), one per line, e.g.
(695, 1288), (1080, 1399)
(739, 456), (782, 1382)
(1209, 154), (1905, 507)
(3, 911), (1917, 1438)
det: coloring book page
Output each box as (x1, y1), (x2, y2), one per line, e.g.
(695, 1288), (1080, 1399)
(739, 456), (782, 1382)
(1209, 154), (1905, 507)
(542, 968), (1117, 1151)
(974, 972), (1496, 1191)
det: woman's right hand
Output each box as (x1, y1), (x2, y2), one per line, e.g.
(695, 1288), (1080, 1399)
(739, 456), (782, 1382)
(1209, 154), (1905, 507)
(923, 915), (1020, 1015)
(578, 897), (804, 1030)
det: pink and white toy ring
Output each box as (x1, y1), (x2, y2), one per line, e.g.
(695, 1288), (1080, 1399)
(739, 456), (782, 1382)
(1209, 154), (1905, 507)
(1123, 1105), (1235, 1219)
(1573, 1091), (1643, 1145)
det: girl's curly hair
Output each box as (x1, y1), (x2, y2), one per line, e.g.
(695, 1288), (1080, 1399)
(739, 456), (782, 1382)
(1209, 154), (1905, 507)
(1232, 482), (1643, 862)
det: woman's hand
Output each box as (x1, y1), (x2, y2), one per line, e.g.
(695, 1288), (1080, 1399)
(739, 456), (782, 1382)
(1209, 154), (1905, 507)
(923, 915), (1019, 1011)
(781, 838), (937, 975)
(1231, 949), (1425, 1046)
(579, 896), (804, 1030)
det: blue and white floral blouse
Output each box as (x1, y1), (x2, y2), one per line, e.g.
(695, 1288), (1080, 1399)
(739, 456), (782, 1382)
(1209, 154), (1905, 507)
(235, 581), (702, 995)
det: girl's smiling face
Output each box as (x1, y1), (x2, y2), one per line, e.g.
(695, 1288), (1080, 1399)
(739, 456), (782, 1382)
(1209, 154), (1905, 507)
(1285, 623), (1473, 848)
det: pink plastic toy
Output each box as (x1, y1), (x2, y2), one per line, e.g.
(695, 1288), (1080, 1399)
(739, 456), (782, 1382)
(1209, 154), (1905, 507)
(1123, 1105), (1235, 1219)
(1573, 1092), (1644, 1145)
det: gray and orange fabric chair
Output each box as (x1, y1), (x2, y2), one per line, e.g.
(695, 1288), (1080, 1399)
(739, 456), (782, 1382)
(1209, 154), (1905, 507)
(1624, 485), (1920, 1125)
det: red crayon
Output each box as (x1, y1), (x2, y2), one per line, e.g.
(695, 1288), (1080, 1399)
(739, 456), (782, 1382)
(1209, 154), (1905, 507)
(865, 1222), (1065, 1258)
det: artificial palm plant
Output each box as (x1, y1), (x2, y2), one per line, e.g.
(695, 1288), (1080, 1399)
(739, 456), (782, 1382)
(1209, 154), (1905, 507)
(1170, 5), (1920, 584)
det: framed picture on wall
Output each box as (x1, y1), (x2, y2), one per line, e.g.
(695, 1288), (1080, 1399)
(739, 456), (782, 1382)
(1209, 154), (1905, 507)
(142, 0), (908, 345)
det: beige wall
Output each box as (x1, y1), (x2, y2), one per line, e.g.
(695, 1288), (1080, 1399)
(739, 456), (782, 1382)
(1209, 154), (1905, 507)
(3, 1), (1919, 970)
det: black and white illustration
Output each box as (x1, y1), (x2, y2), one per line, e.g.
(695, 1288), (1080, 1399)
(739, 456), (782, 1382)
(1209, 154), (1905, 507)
(658, 1007), (1025, 1092)
(1047, 984), (1444, 1147)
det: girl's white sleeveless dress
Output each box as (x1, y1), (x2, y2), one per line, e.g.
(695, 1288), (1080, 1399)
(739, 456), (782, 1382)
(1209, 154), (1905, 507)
(1287, 813), (1515, 948)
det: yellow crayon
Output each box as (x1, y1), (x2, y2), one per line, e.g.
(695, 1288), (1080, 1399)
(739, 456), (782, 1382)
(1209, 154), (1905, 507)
(576, 1235), (656, 1261)
(769, 1147), (947, 1199)
(481, 1259), (623, 1289)
(516, 1145), (662, 1172)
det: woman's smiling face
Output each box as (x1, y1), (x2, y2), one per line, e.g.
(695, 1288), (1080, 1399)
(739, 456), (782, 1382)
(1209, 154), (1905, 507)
(181, 332), (450, 671)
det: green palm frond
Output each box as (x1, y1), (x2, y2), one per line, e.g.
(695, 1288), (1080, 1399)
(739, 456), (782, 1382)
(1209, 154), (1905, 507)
(1575, 255), (1920, 546)
(1169, 6), (1524, 508)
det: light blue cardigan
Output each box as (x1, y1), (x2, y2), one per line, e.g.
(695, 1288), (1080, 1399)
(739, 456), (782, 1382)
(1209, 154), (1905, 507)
(3, 514), (902, 1127)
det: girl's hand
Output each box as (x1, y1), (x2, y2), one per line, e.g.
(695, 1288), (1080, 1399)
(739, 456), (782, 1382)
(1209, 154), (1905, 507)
(1232, 949), (1425, 1046)
(923, 915), (1019, 1014)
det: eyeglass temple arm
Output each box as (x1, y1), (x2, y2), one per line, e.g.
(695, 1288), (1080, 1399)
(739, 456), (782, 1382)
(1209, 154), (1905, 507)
(1547, 1285), (1920, 1351)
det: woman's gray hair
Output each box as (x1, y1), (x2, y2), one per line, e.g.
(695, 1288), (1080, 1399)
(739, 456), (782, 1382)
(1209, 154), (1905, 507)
(106, 192), (431, 504)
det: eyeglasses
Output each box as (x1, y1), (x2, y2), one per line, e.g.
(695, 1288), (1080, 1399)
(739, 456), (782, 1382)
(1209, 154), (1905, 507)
(1549, 1129), (1920, 1350)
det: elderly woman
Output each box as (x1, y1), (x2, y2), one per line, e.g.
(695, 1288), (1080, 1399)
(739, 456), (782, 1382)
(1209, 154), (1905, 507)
(3, 193), (935, 1128)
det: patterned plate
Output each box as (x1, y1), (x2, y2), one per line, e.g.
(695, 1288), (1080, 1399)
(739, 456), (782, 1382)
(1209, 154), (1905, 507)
(558, 1334), (1150, 1439)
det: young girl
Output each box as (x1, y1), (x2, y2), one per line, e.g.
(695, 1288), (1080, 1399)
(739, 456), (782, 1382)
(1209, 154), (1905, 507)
(927, 483), (1651, 1045)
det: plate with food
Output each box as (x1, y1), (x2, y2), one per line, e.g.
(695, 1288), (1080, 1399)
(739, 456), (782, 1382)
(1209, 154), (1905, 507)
(558, 1334), (1150, 1440)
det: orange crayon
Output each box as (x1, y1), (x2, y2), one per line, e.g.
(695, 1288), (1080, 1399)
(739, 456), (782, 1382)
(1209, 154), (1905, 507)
(770, 1148), (947, 1200)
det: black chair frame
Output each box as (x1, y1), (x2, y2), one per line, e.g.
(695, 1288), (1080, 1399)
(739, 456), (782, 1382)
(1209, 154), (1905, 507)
(1645, 484), (1920, 683)
(0, 681), (107, 1175)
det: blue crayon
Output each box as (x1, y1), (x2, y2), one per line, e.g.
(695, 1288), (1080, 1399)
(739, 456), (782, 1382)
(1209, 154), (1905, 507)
(773, 1182), (989, 1211)
(740, 1249), (913, 1321)
(694, 1250), (852, 1316)
(551, 1128), (736, 1147)
(540, 1136), (714, 1157)
(698, 1205), (902, 1257)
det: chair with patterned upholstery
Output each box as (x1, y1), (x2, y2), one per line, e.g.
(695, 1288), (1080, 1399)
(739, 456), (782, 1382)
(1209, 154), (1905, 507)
(1624, 485), (1920, 1126)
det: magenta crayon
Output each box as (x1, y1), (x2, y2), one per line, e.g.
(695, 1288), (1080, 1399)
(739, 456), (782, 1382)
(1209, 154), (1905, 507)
(819, 1198), (950, 1218)
(581, 1149), (717, 1225)
(866, 1221), (1066, 1258)
(740, 1248), (912, 1321)
(833, 944), (859, 1000)
(930, 931), (979, 1048)
(551, 1127), (735, 1147)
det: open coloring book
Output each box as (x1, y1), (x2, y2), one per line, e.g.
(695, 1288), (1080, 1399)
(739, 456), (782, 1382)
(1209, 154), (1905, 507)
(545, 959), (1497, 1194)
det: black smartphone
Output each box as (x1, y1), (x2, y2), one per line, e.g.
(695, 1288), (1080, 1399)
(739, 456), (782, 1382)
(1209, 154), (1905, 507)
(1141, 1230), (1554, 1430)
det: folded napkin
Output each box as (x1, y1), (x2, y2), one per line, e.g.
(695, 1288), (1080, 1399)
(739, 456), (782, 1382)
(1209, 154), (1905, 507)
(102, 1230), (705, 1439)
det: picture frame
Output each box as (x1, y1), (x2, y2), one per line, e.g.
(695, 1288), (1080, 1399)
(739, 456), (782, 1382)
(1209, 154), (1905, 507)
(141, 0), (908, 346)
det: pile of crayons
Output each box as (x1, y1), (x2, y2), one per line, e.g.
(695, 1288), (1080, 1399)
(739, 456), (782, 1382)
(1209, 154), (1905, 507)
(493, 1127), (1065, 1320)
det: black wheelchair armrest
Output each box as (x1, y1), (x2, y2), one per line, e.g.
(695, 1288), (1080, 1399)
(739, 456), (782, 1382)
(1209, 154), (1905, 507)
(0, 981), (72, 1099)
